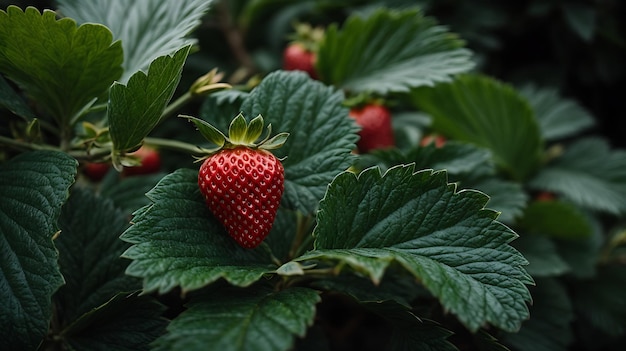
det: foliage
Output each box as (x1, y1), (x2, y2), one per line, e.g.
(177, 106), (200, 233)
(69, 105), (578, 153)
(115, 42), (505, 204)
(1, 1), (625, 351)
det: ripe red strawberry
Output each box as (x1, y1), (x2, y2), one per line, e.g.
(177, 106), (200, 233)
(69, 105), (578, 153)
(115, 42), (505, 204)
(349, 104), (395, 153)
(283, 43), (317, 79)
(83, 162), (111, 181)
(184, 113), (289, 249)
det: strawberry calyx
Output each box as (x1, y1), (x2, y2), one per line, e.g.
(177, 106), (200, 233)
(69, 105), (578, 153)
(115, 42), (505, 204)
(180, 113), (289, 159)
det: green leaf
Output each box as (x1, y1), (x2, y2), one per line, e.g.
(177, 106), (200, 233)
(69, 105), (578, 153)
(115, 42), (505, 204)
(152, 286), (320, 351)
(554, 219), (603, 279)
(55, 187), (140, 324)
(297, 164), (532, 332)
(61, 292), (167, 351)
(519, 85), (594, 142)
(56, 0), (213, 82)
(411, 74), (543, 181)
(0, 151), (77, 351)
(108, 46), (190, 153)
(317, 8), (474, 94)
(181, 115), (226, 148)
(240, 71), (359, 214)
(0, 75), (36, 121)
(0, 6), (123, 124)
(511, 234), (570, 278)
(120, 169), (276, 294)
(529, 138), (626, 215)
(503, 278), (574, 351)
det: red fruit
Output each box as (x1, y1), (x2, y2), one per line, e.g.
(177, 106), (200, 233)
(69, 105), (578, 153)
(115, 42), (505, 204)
(186, 113), (289, 249)
(83, 162), (111, 181)
(420, 134), (446, 148)
(349, 104), (395, 153)
(283, 44), (317, 79)
(123, 146), (161, 176)
(198, 147), (284, 248)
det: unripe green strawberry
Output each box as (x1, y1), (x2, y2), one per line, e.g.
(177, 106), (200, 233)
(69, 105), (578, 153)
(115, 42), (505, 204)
(183, 113), (289, 249)
(198, 147), (284, 248)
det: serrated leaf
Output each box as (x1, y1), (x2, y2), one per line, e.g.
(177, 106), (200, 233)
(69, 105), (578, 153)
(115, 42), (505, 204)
(503, 278), (574, 351)
(0, 151), (77, 350)
(529, 137), (626, 215)
(511, 234), (570, 277)
(0, 75), (36, 121)
(120, 169), (276, 294)
(239, 71), (359, 214)
(297, 164), (532, 332)
(61, 292), (167, 351)
(108, 46), (190, 153)
(57, 0), (213, 83)
(411, 74), (543, 181)
(317, 8), (474, 94)
(519, 85), (594, 141)
(152, 286), (320, 351)
(518, 200), (592, 240)
(0, 6), (123, 124)
(55, 187), (140, 324)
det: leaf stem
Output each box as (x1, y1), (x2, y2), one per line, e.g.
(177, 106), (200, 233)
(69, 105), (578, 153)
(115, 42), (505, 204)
(0, 135), (59, 152)
(160, 91), (194, 124)
(289, 212), (315, 260)
(143, 136), (207, 157)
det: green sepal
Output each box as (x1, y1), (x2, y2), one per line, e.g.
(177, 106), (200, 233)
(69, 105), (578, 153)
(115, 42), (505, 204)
(245, 115), (265, 143)
(228, 113), (249, 144)
(179, 115), (226, 148)
(260, 132), (290, 150)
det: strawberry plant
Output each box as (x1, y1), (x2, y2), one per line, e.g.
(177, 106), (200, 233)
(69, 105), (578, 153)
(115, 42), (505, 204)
(1, 1), (625, 351)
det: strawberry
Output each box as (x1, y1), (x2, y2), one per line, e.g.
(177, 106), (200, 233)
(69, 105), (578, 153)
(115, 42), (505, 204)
(535, 191), (556, 202)
(349, 104), (395, 153)
(184, 113), (289, 249)
(83, 162), (111, 181)
(282, 22), (324, 79)
(283, 43), (317, 79)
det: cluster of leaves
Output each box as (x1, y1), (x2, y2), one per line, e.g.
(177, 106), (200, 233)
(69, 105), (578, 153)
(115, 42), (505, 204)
(1, 1), (625, 351)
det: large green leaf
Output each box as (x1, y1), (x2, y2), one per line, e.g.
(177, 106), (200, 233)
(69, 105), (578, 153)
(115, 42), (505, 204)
(519, 85), (594, 142)
(55, 187), (140, 324)
(120, 169), (277, 294)
(108, 46), (190, 154)
(469, 178), (527, 224)
(316, 8), (474, 94)
(57, 0), (213, 82)
(503, 278), (574, 351)
(239, 70), (359, 214)
(0, 151), (77, 350)
(152, 286), (320, 351)
(297, 164), (532, 332)
(61, 292), (167, 351)
(0, 6), (123, 124)
(99, 173), (164, 214)
(529, 137), (626, 215)
(411, 74), (543, 181)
